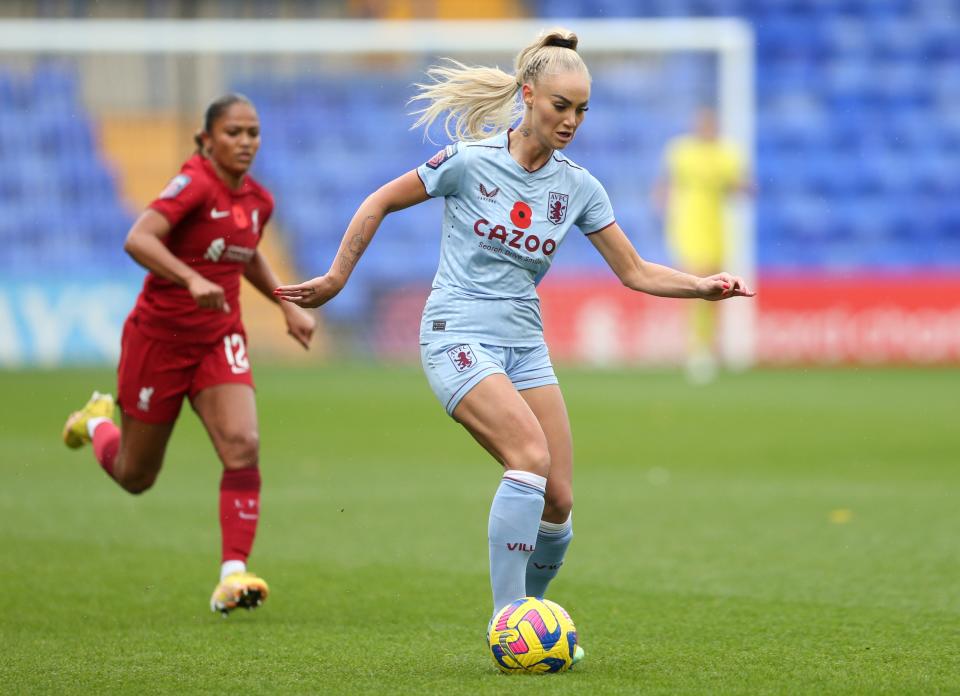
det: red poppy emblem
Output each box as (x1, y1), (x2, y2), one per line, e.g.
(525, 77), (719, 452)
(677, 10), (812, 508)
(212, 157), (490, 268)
(232, 205), (248, 228)
(510, 201), (532, 229)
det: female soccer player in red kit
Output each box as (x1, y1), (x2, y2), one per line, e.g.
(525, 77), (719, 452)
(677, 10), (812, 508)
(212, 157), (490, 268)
(62, 93), (316, 615)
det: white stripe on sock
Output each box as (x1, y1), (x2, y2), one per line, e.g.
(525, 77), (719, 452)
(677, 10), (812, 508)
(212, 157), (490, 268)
(539, 513), (572, 535)
(220, 560), (246, 581)
(503, 470), (547, 492)
(86, 417), (110, 439)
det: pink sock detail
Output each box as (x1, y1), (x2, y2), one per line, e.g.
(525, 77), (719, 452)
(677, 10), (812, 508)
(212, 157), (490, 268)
(92, 421), (121, 479)
(219, 467), (262, 564)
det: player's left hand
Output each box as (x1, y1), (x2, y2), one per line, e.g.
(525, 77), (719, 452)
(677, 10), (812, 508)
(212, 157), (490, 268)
(697, 273), (755, 301)
(282, 304), (316, 349)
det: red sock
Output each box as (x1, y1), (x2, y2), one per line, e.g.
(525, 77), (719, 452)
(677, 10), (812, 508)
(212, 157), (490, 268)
(92, 421), (121, 479)
(219, 467), (261, 565)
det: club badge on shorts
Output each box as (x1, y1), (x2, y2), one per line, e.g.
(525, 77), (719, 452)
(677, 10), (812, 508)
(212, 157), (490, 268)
(446, 345), (476, 372)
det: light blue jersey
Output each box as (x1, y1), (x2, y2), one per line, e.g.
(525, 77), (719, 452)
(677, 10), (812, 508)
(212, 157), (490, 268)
(416, 130), (615, 346)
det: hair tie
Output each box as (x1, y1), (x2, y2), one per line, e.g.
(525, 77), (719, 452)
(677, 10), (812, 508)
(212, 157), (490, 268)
(547, 37), (576, 50)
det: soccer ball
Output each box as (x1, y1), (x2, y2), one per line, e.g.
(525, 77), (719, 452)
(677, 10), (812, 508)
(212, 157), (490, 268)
(487, 597), (578, 674)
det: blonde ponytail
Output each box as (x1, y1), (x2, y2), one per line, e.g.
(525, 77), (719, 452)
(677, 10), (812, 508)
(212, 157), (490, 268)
(409, 27), (590, 143)
(410, 60), (519, 143)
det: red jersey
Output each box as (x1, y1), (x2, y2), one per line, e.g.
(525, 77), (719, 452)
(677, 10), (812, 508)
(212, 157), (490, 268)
(129, 154), (274, 343)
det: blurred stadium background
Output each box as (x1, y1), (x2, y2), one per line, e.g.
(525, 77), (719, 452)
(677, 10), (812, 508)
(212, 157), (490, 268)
(4, 4), (959, 693)
(0, 0), (958, 368)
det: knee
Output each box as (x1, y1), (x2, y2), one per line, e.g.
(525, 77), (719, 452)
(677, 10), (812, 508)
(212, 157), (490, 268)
(505, 442), (551, 479)
(219, 429), (260, 469)
(118, 471), (157, 495)
(111, 452), (157, 494)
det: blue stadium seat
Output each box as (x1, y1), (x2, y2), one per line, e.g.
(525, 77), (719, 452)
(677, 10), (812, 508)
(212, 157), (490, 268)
(12, 2), (960, 288)
(25, 5), (937, 296)
(0, 68), (134, 276)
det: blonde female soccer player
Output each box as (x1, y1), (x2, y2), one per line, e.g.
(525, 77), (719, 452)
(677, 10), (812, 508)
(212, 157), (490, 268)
(276, 28), (753, 656)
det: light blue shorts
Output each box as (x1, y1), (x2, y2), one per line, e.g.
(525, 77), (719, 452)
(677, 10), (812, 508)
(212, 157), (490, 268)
(420, 339), (559, 416)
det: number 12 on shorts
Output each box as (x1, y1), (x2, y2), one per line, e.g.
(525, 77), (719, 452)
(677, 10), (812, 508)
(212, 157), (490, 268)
(223, 334), (250, 374)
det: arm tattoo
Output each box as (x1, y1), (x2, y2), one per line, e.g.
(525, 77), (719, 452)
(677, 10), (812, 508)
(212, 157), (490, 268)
(339, 215), (376, 274)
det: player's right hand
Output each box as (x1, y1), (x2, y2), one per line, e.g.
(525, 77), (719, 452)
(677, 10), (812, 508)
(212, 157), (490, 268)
(273, 275), (341, 309)
(696, 272), (755, 301)
(188, 275), (230, 313)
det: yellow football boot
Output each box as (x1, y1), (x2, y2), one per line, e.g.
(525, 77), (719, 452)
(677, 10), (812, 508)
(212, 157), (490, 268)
(210, 572), (269, 616)
(62, 391), (115, 449)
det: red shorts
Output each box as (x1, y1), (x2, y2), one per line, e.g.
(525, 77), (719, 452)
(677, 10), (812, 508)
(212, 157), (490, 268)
(117, 317), (255, 424)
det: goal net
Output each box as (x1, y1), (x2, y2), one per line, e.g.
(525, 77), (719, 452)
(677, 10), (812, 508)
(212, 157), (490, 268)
(0, 18), (754, 367)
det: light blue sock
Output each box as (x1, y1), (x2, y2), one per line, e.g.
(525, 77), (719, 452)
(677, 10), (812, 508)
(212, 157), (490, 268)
(525, 515), (573, 599)
(488, 470), (546, 617)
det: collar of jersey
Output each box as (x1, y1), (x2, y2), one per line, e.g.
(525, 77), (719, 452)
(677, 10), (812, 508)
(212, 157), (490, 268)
(500, 129), (559, 179)
(195, 154), (252, 196)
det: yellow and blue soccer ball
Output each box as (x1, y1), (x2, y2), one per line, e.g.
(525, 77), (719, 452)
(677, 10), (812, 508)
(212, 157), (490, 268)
(487, 597), (578, 674)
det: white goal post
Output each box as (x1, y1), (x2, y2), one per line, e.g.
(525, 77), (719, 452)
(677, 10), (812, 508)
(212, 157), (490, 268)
(0, 17), (755, 367)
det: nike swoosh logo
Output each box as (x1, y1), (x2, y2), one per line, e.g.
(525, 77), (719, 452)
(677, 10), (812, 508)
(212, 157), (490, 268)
(211, 208), (230, 219)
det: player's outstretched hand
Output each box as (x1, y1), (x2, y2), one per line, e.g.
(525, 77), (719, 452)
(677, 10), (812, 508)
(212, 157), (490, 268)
(282, 304), (317, 350)
(273, 275), (341, 309)
(188, 275), (230, 313)
(696, 273), (755, 301)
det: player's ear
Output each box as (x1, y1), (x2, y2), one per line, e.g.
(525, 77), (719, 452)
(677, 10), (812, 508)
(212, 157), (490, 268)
(194, 129), (211, 155)
(521, 83), (534, 109)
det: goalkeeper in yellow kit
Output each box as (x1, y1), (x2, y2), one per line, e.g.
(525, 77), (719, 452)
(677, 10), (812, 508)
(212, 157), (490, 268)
(653, 108), (753, 382)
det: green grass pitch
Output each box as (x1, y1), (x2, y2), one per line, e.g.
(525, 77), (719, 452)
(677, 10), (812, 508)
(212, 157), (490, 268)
(2, 365), (958, 694)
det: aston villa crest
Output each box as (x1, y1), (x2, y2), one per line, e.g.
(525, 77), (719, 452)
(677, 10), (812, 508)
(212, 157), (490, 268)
(547, 191), (568, 225)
